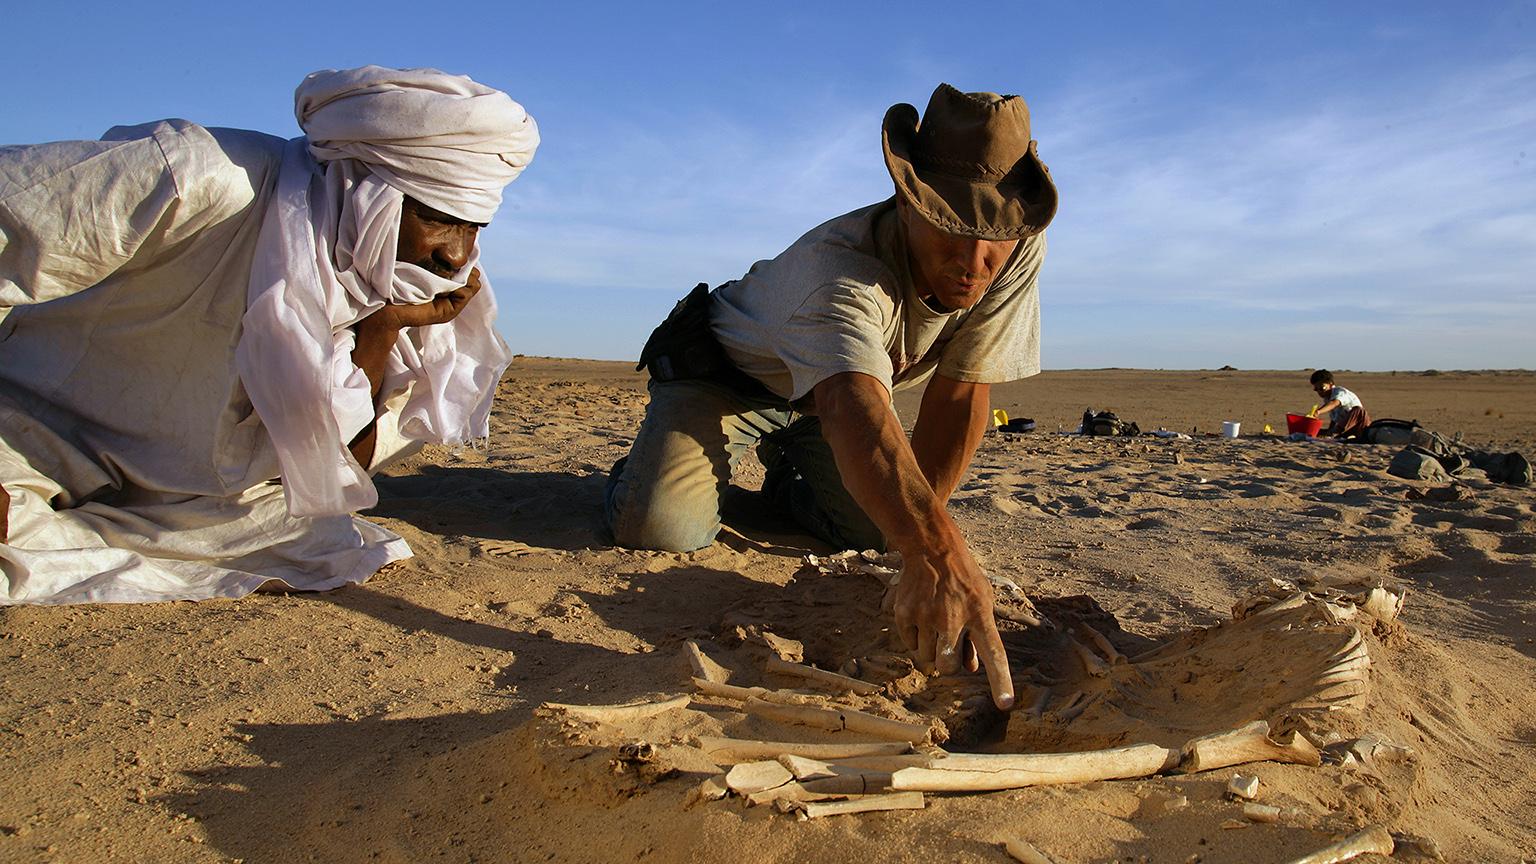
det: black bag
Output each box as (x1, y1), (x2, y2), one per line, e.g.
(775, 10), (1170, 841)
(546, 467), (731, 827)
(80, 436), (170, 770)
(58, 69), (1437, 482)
(1082, 409), (1139, 437)
(1364, 418), (1420, 446)
(635, 283), (777, 399)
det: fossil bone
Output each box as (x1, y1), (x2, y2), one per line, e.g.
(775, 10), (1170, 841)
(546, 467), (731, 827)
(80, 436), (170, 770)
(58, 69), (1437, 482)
(800, 791), (925, 819)
(890, 743), (1177, 792)
(1180, 721), (1322, 773)
(683, 640), (730, 683)
(764, 656), (883, 695)
(724, 760), (793, 795)
(1227, 774), (1260, 800)
(1004, 837), (1066, 864)
(1280, 825), (1394, 864)
(694, 736), (911, 765)
(1077, 623), (1125, 664)
(1242, 802), (1281, 823)
(742, 696), (933, 743)
(542, 694), (690, 723)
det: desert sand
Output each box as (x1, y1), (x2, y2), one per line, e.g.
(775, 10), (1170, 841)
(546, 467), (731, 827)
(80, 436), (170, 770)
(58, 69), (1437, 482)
(2, 360), (1533, 863)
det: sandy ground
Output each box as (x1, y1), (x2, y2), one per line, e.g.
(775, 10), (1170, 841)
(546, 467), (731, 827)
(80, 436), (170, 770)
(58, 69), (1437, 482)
(2, 359), (1533, 863)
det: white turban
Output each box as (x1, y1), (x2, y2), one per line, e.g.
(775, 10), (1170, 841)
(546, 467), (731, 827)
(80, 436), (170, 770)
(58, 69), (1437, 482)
(296, 65), (539, 223)
(237, 67), (535, 518)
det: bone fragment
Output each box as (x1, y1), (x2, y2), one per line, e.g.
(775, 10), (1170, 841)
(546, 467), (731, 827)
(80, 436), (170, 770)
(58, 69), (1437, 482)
(1342, 736), (1414, 768)
(1003, 837), (1066, 864)
(1055, 690), (1101, 723)
(543, 694), (690, 723)
(694, 736), (911, 765)
(1243, 802), (1281, 823)
(777, 754), (837, 780)
(1280, 825), (1394, 864)
(776, 754), (934, 795)
(690, 677), (820, 705)
(743, 697), (932, 743)
(690, 677), (768, 701)
(1221, 819), (1249, 830)
(799, 771), (892, 796)
(764, 656), (882, 695)
(1227, 774), (1260, 800)
(1067, 637), (1109, 678)
(890, 743), (1177, 792)
(745, 781), (830, 807)
(1180, 721), (1322, 773)
(685, 775), (729, 807)
(683, 640), (730, 683)
(801, 791), (925, 819)
(1077, 623), (1125, 664)
(1359, 587), (1404, 623)
(724, 760), (794, 795)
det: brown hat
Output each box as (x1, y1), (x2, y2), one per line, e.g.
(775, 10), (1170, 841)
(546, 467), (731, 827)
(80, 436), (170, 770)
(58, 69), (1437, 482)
(882, 84), (1058, 240)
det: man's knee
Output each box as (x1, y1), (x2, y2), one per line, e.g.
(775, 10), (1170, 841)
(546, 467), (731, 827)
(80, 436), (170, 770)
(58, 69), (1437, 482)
(604, 457), (720, 552)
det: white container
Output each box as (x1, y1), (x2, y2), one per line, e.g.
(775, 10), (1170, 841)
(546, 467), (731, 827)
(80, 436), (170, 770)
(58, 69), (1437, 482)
(1222, 421), (1241, 438)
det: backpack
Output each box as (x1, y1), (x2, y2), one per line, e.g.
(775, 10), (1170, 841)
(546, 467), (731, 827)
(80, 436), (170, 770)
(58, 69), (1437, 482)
(1082, 409), (1138, 437)
(1364, 418), (1421, 446)
(1388, 449), (1451, 482)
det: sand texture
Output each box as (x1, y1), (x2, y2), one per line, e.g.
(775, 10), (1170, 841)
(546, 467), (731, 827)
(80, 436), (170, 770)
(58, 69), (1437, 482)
(2, 360), (1534, 863)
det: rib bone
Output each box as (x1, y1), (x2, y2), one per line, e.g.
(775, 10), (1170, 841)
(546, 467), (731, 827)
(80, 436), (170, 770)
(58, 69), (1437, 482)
(543, 694), (690, 723)
(765, 656), (882, 695)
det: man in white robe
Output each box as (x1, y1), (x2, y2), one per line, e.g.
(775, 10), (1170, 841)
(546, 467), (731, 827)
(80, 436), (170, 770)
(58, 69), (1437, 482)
(0, 66), (538, 605)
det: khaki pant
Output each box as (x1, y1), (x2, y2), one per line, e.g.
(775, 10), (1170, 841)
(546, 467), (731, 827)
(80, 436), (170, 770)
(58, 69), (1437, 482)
(603, 378), (883, 552)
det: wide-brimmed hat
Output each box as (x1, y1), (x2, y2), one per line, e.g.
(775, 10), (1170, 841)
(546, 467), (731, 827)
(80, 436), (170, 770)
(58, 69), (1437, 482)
(882, 84), (1058, 240)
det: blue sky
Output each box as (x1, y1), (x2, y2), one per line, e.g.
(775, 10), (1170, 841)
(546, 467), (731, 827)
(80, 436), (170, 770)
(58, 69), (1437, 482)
(5, 1), (1532, 369)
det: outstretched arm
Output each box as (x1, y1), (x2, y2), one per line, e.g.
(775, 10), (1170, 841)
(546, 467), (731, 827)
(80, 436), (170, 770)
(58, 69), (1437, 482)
(813, 371), (1017, 710)
(347, 270), (483, 466)
(910, 375), (991, 503)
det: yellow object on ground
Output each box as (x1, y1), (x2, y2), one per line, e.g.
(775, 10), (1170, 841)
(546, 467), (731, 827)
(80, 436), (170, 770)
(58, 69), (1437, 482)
(992, 408), (1009, 427)
(1263, 423), (1273, 434)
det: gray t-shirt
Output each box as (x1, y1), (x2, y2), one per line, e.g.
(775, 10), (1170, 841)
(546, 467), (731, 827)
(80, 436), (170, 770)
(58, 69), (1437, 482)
(710, 199), (1045, 408)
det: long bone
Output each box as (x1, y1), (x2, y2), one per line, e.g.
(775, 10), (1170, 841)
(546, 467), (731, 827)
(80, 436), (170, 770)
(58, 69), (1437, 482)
(1180, 720), (1322, 773)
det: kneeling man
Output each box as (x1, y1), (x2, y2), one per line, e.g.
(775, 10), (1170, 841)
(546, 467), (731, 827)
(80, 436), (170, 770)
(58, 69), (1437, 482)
(0, 66), (538, 604)
(606, 85), (1057, 709)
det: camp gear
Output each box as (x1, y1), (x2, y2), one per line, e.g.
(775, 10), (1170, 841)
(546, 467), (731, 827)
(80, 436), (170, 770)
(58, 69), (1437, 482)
(882, 84), (1058, 240)
(1363, 418), (1421, 446)
(1082, 409), (1139, 437)
(1389, 449), (1452, 483)
(1465, 450), (1533, 486)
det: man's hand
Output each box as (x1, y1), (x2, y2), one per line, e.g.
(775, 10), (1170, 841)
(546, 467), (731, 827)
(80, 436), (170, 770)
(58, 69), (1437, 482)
(895, 546), (1015, 709)
(813, 371), (1018, 710)
(348, 269), (483, 467)
(363, 268), (483, 334)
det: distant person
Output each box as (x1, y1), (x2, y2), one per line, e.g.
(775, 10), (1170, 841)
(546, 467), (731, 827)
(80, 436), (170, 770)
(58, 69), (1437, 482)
(0, 66), (538, 605)
(1309, 369), (1371, 438)
(605, 84), (1058, 711)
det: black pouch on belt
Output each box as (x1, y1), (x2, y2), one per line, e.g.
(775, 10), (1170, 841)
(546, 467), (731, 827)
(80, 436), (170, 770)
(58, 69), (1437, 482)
(635, 283), (778, 401)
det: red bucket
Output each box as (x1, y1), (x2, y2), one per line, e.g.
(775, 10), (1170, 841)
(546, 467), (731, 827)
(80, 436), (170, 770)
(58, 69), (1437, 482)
(1286, 413), (1323, 437)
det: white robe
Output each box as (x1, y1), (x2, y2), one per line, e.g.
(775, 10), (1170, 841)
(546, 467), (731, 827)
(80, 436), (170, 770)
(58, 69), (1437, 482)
(0, 121), (420, 604)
